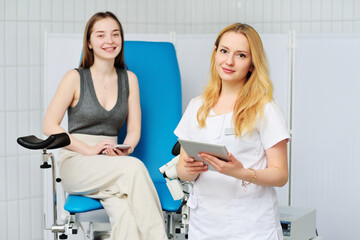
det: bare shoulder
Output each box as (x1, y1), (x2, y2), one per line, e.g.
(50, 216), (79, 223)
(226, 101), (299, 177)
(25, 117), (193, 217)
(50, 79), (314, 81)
(126, 70), (138, 83)
(60, 69), (80, 88)
(63, 69), (80, 82)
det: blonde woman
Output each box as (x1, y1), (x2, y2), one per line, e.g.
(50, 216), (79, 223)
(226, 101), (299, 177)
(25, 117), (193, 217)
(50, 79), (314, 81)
(175, 23), (290, 240)
(43, 12), (167, 240)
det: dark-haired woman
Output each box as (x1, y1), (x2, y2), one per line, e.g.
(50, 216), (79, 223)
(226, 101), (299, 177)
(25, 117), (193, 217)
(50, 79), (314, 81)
(43, 12), (167, 240)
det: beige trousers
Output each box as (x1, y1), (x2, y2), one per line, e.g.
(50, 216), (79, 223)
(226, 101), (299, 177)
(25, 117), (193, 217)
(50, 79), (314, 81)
(58, 134), (168, 240)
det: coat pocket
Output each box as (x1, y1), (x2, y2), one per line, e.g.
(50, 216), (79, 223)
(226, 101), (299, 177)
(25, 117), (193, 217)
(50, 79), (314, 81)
(186, 191), (198, 209)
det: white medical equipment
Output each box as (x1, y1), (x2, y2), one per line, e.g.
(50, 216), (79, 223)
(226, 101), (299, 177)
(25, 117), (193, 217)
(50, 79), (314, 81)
(280, 206), (321, 240)
(159, 142), (192, 239)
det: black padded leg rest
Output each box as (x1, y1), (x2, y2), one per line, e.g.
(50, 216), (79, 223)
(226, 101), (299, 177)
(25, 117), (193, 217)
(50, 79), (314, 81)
(17, 132), (70, 150)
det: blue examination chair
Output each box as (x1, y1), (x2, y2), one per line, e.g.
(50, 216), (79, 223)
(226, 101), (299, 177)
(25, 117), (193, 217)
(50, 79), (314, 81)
(17, 41), (185, 239)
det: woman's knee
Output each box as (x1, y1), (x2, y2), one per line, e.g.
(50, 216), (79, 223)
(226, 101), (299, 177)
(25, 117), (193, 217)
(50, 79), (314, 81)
(125, 157), (147, 172)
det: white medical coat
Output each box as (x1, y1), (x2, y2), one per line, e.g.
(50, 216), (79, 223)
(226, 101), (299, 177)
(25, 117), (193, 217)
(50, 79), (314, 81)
(174, 96), (290, 240)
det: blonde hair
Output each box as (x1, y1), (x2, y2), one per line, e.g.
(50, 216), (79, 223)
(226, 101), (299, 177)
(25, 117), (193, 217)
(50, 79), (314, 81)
(197, 23), (273, 136)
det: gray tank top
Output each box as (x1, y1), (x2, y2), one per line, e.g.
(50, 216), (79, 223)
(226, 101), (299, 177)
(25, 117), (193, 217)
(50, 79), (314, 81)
(68, 68), (129, 136)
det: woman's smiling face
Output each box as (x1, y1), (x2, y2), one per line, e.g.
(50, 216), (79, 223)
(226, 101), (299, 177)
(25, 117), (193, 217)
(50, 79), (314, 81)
(88, 17), (122, 61)
(215, 31), (253, 85)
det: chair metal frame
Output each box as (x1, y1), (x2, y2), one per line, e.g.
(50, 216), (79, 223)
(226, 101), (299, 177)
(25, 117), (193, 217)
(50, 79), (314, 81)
(18, 133), (112, 239)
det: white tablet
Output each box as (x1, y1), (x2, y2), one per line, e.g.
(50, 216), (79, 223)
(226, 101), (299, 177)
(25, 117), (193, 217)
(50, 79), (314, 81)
(178, 138), (230, 163)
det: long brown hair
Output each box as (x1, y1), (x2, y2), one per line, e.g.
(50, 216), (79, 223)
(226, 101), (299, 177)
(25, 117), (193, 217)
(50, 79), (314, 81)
(79, 11), (126, 69)
(197, 23), (273, 136)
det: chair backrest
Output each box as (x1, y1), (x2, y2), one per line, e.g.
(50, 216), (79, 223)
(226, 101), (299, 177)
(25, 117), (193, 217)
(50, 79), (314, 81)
(119, 41), (182, 184)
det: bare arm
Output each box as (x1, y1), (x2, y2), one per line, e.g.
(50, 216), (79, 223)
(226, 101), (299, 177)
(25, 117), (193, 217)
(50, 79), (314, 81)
(122, 71), (141, 152)
(254, 139), (289, 187)
(199, 139), (289, 187)
(43, 70), (115, 155)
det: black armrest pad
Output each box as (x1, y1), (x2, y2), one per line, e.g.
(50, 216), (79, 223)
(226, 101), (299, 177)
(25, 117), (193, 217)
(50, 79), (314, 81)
(17, 133), (70, 150)
(171, 141), (180, 156)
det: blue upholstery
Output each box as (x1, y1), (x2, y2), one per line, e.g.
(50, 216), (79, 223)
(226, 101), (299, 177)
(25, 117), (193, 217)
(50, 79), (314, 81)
(121, 41), (182, 212)
(64, 195), (103, 213)
(65, 41), (182, 214)
(154, 182), (182, 212)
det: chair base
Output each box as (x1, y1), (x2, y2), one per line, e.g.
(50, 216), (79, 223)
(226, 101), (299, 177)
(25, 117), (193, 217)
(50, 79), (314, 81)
(164, 211), (189, 240)
(93, 231), (111, 240)
(85, 222), (111, 240)
(75, 209), (110, 223)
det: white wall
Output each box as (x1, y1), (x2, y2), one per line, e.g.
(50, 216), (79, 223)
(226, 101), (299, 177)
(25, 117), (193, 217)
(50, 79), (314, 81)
(291, 34), (360, 239)
(2, 0), (360, 239)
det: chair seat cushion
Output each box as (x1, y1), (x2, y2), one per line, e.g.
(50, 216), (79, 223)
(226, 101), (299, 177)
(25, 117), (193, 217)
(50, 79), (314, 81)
(64, 195), (103, 213)
(64, 182), (182, 214)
